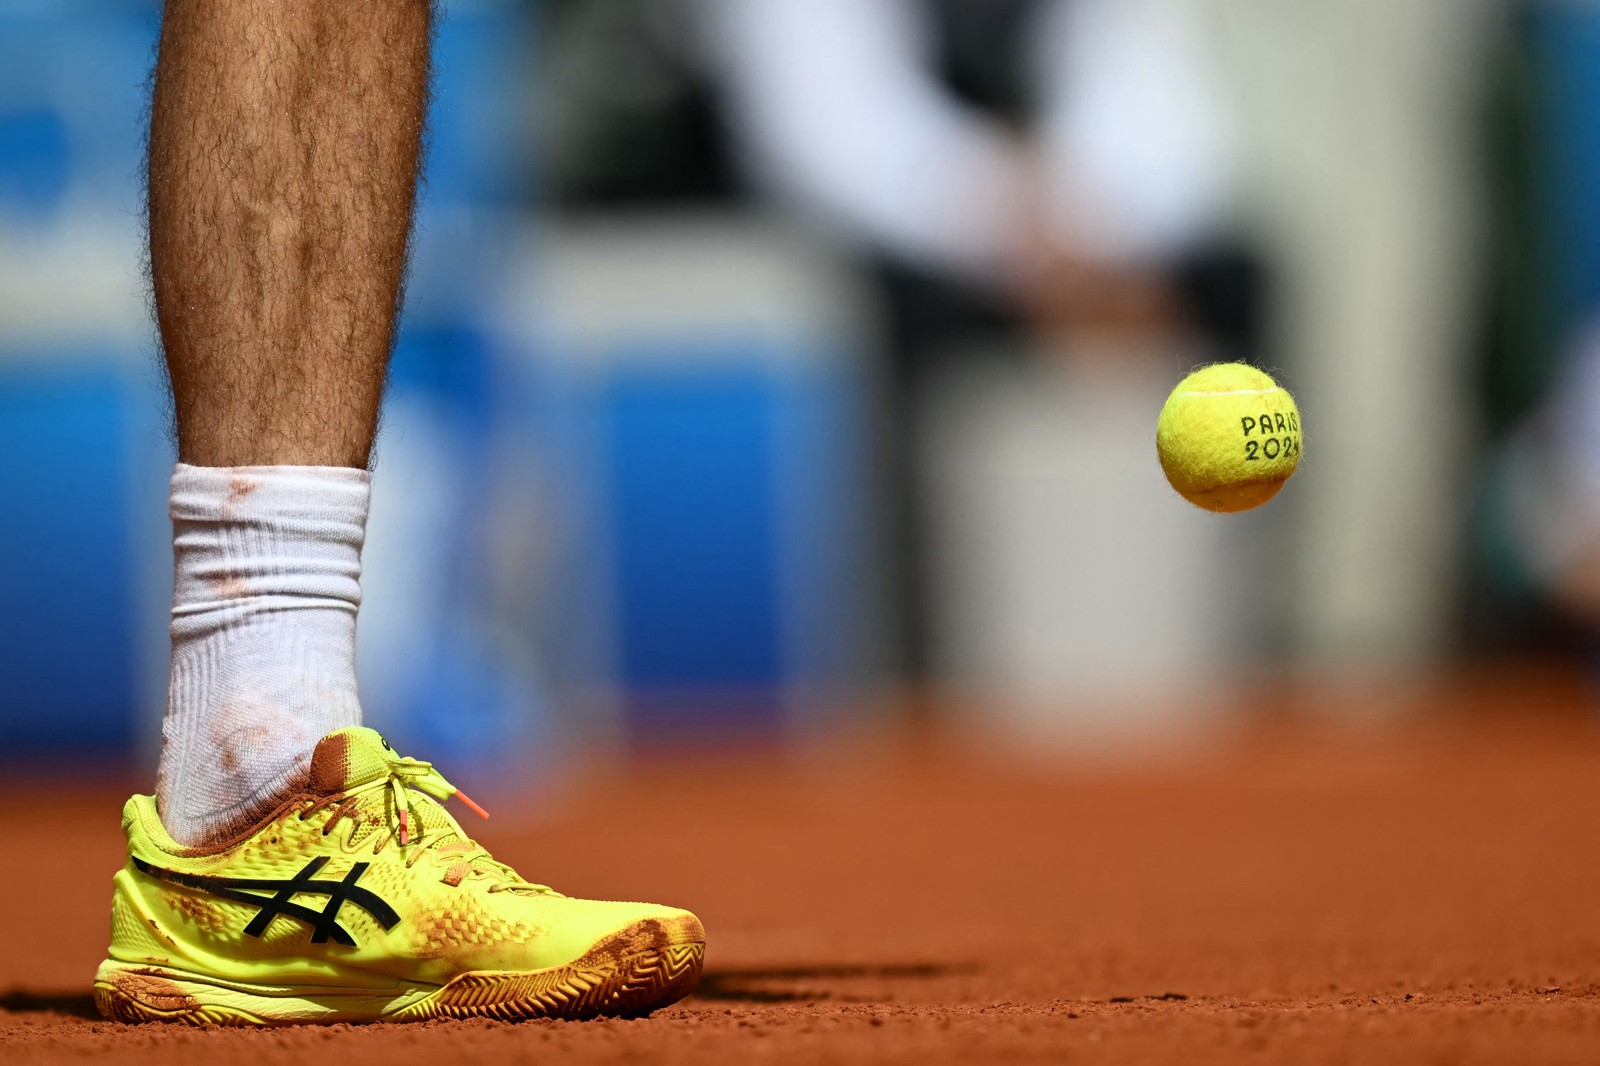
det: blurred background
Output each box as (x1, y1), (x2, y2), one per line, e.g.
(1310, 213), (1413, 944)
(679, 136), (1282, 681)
(1, 0), (1595, 773)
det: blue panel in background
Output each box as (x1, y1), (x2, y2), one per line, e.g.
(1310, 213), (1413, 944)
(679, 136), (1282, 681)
(0, 364), (138, 752)
(0, 4), (161, 224)
(426, 0), (536, 206)
(0, 107), (69, 218)
(603, 356), (783, 705)
(1535, 2), (1600, 333)
(770, 356), (870, 685)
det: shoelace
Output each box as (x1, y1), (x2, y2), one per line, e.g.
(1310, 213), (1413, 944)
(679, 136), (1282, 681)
(383, 755), (489, 847)
(300, 757), (550, 893)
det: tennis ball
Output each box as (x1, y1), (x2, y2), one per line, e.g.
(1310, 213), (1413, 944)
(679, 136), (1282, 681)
(1156, 363), (1301, 513)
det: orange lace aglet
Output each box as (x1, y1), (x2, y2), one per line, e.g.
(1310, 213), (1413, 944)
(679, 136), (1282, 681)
(454, 789), (490, 820)
(397, 807), (410, 845)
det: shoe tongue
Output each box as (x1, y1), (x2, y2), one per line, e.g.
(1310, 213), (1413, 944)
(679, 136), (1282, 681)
(307, 727), (403, 794)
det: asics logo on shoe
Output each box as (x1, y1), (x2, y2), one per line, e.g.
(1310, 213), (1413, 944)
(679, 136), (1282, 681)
(132, 855), (401, 946)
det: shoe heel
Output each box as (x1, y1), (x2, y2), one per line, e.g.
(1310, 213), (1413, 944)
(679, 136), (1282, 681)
(93, 960), (251, 1026)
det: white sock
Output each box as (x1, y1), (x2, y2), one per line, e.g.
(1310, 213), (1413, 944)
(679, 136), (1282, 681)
(156, 463), (370, 846)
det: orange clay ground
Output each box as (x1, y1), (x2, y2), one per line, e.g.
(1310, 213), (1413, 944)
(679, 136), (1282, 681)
(6, 672), (1600, 1064)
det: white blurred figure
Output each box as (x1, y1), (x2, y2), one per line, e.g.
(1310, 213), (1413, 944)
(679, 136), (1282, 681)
(701, 0), (1236, 328)
(700, 0), (1253, 746)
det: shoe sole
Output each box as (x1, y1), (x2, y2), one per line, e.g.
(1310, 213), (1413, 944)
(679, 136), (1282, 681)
(93, 916), (705, 1026)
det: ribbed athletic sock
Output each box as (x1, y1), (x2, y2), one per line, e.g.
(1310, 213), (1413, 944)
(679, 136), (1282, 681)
(155, 463), (370, 846)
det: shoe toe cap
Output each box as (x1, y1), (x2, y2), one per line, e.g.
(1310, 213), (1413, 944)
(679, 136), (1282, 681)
(568, 900), (705, 959)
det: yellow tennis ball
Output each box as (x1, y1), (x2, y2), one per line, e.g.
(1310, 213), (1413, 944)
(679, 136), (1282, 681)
(1156, 363), (1302, 513)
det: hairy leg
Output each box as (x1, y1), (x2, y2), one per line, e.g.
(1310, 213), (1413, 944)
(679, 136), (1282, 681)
(147, 0), (432, 844)
(149, 0), (432, 468)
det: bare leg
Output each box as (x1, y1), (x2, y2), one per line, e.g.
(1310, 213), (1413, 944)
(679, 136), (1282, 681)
(149, 0), (432, 468)
(147, 0), (432, 845)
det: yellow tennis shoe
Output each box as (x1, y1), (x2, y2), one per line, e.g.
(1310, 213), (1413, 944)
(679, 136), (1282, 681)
(94, 727), (704, 1025)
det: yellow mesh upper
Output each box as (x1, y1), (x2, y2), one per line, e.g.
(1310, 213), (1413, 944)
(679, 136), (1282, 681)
(105, 727), (698, 991)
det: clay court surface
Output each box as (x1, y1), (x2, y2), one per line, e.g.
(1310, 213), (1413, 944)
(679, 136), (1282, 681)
(6, 672), (1600, 1063)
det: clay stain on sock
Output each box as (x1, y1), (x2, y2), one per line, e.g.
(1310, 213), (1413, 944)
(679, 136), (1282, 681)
(219, 475), (261, 520)
(214, 701), (247, 775)
(213, 699), (281, 777)
(208, 573), (251, 600)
